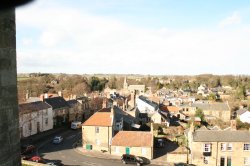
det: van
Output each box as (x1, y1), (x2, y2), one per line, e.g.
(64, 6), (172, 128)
(71, 121), (82, 129)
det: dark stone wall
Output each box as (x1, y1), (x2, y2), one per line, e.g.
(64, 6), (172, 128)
(0, 9), (21, 166)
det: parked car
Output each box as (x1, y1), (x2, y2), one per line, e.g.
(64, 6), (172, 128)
(71, 121), (82, 129)
(21, 145), (36, 155)
(53, 136), (63, 144)
(29, 156), (44, 163)
(121, 154), (144, 166)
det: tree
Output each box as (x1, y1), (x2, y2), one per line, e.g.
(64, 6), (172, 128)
(72, 82), (91, 96)
(195, 108), (205, 122)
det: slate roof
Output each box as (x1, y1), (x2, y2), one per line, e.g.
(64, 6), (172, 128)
(112, 131), (153, 147)
(237, 108), (248, 115)
(19, 101), (51, 114)
(193, 130), (250, 142)
(67, 99), (78, 107)
(44, 97), (69, 110)
(192, 102), (230, 111)
(83, 108), (112, 126)
(139, 96), (159, 110)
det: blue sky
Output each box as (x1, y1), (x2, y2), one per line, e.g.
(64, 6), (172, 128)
(16, 0), (250, 75)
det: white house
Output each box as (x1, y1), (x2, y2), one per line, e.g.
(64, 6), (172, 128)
(136, 96), (158, 114)
(237, 109), (250, 123)
(19, 101), (53, 138)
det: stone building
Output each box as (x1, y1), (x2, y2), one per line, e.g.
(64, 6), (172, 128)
(19, 101), (53, 138)
(82, 108), (115, 152)
(187, 125), (250, 166)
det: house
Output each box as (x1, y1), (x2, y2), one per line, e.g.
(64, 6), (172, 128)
(82, 108), (115, 152)
(111, 131), (153, 159)
(67, 99), (84, 122)
(237, 108), (250, 123)
(136, 96), (159, 124)
(113, 106), (136, 132)
(76, 96), (91, 120)
(123, 77), (145, 95)
(19, 101), (53, 138)
(187, 124), (250, 166)
(44, 97), (69, 126)
(151, 111), (170, 127)
(180, 102), (231, 121)
(192, 102), (231, 121)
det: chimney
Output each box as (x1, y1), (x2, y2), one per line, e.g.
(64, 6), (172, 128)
(25, 90), (29, 100)
(58, 91), (62, 97)
(230, 120), (237, 130)
(102, 98), (107, 108)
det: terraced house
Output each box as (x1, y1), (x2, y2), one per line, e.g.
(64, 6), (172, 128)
(187, 125), (250, 166)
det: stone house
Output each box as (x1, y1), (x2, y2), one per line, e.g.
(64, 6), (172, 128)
(187, 125), (250, 166)
(82, 108), (115, 152)
(180, 102), (231, 121)
(111, 131), (153, 159)
(151, 111), (170, 127)
(44, 97), (69, 126)
(19, 101), (53, 138)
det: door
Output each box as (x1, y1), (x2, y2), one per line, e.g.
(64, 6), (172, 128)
(126, 147), (130, 155)
(227, 156), (231, 166)
(220, 157), (225, 166)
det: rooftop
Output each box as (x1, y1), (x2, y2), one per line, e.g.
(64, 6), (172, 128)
(19, 101), (51, 114)
(192, 102), (230, 111)
(44, 97), (69, 110)
(83, 108), (112, 126)
(138, 95), (158, 109)
(193, 130), (250, 142)
(112, 131), (153, 147)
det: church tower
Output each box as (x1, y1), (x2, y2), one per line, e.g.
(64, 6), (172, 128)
(123, 76), (128, 89)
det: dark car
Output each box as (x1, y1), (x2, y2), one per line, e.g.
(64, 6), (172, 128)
(121, 154), (144, 166)
(21, 145), (36, 155)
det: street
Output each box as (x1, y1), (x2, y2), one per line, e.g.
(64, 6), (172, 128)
(38, 129), (124, 166)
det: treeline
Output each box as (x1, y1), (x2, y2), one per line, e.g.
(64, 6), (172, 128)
(17, 74), (250, 102)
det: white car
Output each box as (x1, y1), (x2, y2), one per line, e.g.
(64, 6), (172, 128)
(53, 136), (63, 144)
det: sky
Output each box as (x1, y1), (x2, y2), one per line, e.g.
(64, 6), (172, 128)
(16, 0), (250, 75)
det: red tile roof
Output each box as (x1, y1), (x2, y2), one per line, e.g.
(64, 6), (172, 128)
(83, 109), (112, 126)
(112, 131), (153, 147)
(160, 105), (180, 112)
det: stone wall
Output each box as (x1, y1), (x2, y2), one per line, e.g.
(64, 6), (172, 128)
(0, 9), (21, 166)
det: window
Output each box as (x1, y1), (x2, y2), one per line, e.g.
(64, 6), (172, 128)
(95, 139), (100, 145)
(115, 147), (119, 153)
(141, 148), (147, 155)
(204, 156), (209, 164)
(244, 157), (250, 166)
(95, 127), (99, 133)
(221, 143), (232, 151)
(227, 143), (232, 151)
(29, 122), (32, 131)
(203, 143), (211, 152)
(244, 144), (250, 151)
(45, 118), (48, 125)
(221, 143), (226, 151)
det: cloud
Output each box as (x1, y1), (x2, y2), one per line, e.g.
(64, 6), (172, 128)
(16, 2), (250, 75)
(219, 12), (241, 28)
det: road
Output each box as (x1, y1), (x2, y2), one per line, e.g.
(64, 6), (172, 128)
(38, 129), (124, 166)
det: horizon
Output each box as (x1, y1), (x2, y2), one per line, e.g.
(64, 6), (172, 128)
(16, 0), (250, 75)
